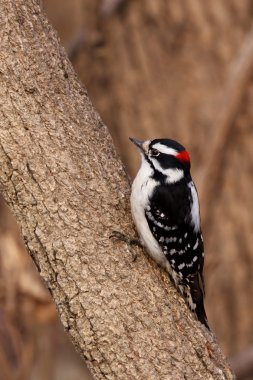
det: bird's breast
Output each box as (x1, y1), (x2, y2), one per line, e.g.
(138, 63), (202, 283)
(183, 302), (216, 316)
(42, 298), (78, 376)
(131, 174), (168, 268)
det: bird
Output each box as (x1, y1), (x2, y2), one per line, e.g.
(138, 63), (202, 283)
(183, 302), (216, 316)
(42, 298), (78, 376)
(129, 137), (209, 329)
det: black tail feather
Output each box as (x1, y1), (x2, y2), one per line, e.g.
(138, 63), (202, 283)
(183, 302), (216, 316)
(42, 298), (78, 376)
(188, 272), (210, 330)
(195, 298), (210, 330)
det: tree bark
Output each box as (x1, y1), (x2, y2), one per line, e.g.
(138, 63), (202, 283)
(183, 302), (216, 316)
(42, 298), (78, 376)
(44, 0), (253, 360)
(0, 1), (234, 379)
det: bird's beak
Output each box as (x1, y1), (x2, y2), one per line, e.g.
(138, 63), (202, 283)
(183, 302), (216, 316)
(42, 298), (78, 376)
(129, 137), (145, 152)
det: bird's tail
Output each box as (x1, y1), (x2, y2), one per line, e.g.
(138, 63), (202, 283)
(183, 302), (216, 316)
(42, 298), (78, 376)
(185, 272), (210, 330)
(195, 297), (210, 330)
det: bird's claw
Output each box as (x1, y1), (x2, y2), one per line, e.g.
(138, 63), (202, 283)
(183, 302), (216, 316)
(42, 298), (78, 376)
(110, 230), (142, 262)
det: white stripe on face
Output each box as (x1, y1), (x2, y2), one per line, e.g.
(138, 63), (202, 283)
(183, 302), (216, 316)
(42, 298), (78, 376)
(152, 159), (184, 183)
(151, 143), (178, 156)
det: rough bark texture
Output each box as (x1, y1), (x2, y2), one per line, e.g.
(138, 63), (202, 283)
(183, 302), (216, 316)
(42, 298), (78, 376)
(0, 199), (91, 380)
(44, 0), (253, 362)
(0, 1), (234, 379)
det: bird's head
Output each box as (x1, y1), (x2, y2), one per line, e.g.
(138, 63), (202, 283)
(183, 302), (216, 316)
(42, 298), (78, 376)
(130, 137), (191, 184)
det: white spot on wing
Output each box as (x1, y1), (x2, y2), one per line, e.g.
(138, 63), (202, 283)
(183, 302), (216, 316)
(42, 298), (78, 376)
(193, 239), (199, 250)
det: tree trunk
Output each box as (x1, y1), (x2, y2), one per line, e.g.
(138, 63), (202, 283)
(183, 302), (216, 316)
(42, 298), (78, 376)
(44, 0), (253, 361)
(0, 1), (234, 379)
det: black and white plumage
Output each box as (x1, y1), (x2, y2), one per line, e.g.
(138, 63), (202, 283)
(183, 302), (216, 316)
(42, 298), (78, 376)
(130, 137), (209, 329)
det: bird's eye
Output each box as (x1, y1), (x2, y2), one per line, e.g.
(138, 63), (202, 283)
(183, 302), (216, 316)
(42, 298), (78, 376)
(151, 149), (160, 157)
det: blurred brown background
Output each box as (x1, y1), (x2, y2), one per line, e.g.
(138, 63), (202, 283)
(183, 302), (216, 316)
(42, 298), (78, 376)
(1, 0), (253, 379)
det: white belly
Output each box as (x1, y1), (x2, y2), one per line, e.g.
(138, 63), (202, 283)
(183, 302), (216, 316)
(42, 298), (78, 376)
(130, 163), (169, 269)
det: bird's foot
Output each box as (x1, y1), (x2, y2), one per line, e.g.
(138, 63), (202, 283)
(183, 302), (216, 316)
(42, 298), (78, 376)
(109, 230), (142, 262)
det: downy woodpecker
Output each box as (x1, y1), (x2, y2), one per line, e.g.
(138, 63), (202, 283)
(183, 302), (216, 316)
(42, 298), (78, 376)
(130, 137), (209, 329)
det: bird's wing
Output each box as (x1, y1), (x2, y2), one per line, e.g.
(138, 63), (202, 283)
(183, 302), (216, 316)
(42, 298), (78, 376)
(144, 183), (205, 279)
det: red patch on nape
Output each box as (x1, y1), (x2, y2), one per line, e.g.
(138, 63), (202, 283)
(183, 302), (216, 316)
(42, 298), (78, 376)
(176, 150), (190, 163)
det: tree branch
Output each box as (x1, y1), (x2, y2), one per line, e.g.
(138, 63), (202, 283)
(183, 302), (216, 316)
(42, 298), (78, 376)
(229, 345), (253, 379)
(199, 24), (253, 234)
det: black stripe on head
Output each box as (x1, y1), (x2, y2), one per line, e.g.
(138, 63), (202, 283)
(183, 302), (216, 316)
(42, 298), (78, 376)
(149, 139), (191, 174)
